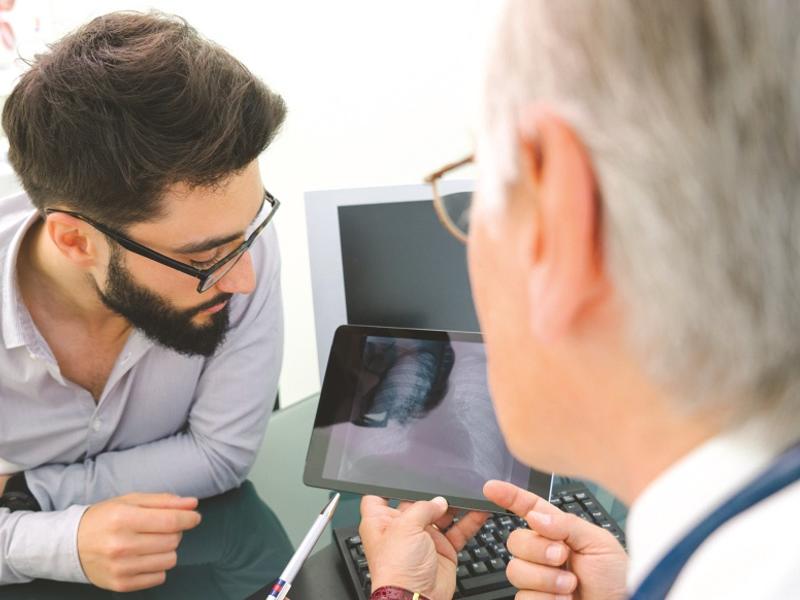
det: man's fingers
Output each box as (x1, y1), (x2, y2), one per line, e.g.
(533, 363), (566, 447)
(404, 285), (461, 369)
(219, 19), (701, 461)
(114, 571), (168, 592)
(121, 493), (198, 510)
(483, 480), (558, 519)
(399, 497), (449, 530)
(514, 591), (573, 600)
(433, 507), (460, 531)
(131, 532), (183, 555)
(130, 508), (202, 533)
(506, 557), (577, 595)
(119, 551), (178, 576)
(506, 528), (569, 567)
(360, 495), (394, 518)
(527, 510), (616, 553)
(444, 510), (489, 551)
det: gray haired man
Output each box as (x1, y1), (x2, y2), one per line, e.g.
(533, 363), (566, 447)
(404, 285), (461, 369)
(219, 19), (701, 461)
(359, 2), (800, 598)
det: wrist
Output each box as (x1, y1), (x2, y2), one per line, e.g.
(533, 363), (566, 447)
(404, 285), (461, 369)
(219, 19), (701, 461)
(370, 586), (430, 600)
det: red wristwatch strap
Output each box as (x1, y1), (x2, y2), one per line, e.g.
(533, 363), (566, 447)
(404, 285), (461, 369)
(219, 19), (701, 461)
(370, 586), (430, 600)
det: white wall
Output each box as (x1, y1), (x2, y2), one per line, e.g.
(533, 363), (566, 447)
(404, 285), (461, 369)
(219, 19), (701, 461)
(3, 1), (501, 405)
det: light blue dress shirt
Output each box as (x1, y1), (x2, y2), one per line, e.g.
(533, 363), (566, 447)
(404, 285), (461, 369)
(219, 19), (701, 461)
(0, 192), (283, 584)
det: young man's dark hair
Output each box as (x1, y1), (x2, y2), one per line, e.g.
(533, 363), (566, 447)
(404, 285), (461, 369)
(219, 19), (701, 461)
(2, 10), (286, 229)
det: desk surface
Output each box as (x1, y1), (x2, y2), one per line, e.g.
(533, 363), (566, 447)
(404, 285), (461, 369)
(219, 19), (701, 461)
(3, 394), (626, 599)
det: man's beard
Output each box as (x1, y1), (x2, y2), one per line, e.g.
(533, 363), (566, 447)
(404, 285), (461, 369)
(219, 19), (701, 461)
(95, 248), (233, 357)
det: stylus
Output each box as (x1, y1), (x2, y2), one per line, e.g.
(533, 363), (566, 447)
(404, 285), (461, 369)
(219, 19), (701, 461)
(265, 492), (341, 600)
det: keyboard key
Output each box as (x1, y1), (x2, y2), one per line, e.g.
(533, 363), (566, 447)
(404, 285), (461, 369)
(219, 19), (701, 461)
(575, 492), (588, 500)
(489, 557), (507, 571)
(561, 494), (576, 503)
(563, 502), (583, 514)
(480, 532), (498, 545)
(473, 547), (491, 562)
(456, 565), (470, 579)
(347, 535), (362, 546)
(582, 499), (597, 510)
(466, 537), (480, 550)
(550, 497), (563, 507)
(459, 570), (509, 593)
(488, 542), (505, 557)
(457, 550), (471, 564)
(591, 510), (607, 523)
(469, 561), (490, 576)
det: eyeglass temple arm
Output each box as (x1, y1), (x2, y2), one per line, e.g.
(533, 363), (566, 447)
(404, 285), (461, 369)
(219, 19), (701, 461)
(424, 154), (474, 183)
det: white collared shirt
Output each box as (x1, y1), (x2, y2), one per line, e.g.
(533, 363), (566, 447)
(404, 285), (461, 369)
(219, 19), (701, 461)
(0, 191), (283, 584)
(626, 416), (800, 598)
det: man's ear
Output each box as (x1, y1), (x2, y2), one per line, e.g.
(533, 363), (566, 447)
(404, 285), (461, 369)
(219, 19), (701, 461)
(44, 212), (103, 267)
(518, 107), (604, 343)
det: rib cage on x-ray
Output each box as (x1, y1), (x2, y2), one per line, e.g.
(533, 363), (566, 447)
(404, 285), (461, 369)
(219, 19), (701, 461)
(336, 339), (514, 496)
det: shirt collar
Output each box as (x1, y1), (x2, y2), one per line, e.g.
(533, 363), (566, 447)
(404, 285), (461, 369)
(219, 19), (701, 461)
(2, 208), (42, 350)
(626, 414), (799, 591)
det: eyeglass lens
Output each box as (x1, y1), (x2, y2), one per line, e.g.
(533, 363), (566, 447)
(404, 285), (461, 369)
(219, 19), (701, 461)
(199, 249), (247, 292)
(440, 190), (472, 237)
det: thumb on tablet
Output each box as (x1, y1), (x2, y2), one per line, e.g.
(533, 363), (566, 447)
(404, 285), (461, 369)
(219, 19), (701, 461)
(401, 496), (449, 530)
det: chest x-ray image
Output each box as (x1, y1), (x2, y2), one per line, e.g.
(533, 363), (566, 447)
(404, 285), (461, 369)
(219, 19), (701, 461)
(322, 336), (530, 499)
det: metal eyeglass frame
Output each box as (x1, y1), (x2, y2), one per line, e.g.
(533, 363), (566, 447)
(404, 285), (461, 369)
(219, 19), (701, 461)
(424, 154), (474, 244)
(43, 189), (280, 293)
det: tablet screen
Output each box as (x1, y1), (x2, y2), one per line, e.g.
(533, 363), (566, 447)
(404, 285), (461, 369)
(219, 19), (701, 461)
(305, 326), (553, 511)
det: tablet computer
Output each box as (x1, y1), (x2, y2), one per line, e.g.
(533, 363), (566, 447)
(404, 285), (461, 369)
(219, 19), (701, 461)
(303, 325), (553, 512)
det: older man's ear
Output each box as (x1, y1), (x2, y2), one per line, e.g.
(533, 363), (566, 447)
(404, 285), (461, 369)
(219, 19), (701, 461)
(516, 108), (606, 344)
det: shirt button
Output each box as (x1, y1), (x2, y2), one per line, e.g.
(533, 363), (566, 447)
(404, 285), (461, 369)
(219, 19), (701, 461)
(91, 419), (102, 432)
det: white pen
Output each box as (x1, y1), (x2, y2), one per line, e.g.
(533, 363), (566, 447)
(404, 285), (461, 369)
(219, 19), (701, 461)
(266, 492), (341, 600)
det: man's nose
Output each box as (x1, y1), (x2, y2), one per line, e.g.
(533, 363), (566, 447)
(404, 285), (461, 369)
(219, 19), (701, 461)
(213, 250), (256, 295)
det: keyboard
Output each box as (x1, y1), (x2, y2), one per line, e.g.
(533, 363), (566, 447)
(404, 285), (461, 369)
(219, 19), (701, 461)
(334, 483), (626, 600)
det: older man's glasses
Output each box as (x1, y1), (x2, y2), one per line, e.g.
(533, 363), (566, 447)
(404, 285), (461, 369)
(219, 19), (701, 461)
(44, 189), (280, 293)
(424, 154), (474, 244)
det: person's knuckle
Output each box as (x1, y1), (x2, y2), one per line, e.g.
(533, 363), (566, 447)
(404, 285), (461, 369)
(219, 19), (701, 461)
(106, 538), (128, 559)
(108, 562), (127, 581)
(165, 513), (181, 531)
(155, 571), (167, 585)
(116, 578), (138, 593)
(506, 529), (530, 556)
(108, 577), (127, 592)
(165, 551), (178, 569)
(108, 506), (130, 529)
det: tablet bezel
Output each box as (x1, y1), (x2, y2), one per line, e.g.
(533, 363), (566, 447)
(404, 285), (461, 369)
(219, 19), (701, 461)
(303, 324), (554, 513)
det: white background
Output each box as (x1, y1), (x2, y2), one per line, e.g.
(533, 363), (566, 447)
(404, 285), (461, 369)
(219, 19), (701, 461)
(0, 1), (501, 405)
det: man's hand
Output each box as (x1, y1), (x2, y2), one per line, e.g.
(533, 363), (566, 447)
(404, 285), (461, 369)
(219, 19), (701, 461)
(483, 480), (628, 600)
(359, 495), (488, 600)
(0, 474), (10, 495)
(77, 493), (202, 592)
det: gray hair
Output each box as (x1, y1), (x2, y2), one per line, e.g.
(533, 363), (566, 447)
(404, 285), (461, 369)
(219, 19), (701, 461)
(480, 0), (800, 429)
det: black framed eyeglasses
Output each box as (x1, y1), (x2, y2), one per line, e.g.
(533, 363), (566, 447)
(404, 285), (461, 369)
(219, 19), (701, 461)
(44, 189), (280, 293)
(424, 154), (474, 244)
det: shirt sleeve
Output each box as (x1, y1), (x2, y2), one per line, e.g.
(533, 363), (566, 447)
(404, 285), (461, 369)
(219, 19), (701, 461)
(23, 225), (284, 510)
(0, 505), (90, 584)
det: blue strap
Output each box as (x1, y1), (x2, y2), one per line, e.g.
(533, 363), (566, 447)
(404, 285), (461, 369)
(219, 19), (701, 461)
(630, 441), (800, 599)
